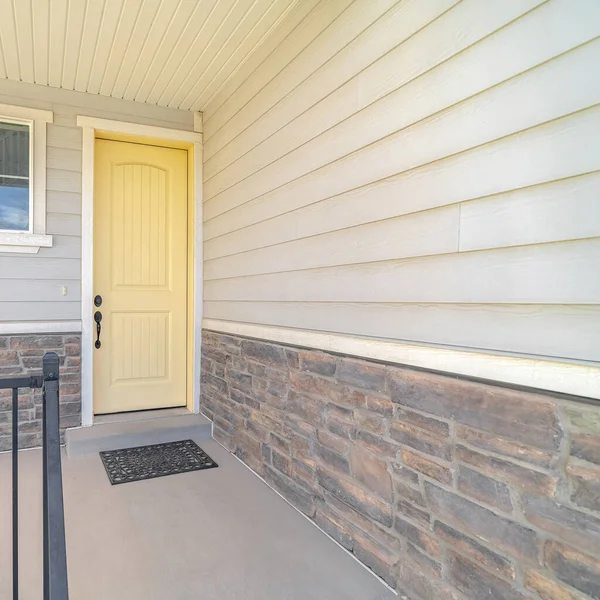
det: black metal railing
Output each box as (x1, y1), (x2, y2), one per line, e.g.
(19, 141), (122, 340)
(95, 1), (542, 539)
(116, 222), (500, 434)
(0, 352), (69, 600)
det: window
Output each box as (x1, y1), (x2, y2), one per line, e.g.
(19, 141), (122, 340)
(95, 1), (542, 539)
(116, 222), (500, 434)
(0, 104), (53, 253)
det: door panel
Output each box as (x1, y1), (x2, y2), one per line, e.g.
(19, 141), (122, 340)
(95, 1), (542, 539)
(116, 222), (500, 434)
(93, 139), (188, 414)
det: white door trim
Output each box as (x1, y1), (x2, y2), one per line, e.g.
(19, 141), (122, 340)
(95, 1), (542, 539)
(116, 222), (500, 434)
(78, 115), (203, 427)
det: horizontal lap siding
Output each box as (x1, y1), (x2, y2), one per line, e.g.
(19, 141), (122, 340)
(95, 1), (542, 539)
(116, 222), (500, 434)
(0, 84), (192, 323)
(203, 0), (600, 364)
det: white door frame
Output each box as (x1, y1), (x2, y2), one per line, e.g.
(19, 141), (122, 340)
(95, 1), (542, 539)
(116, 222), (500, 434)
(77, 116), (203, 427)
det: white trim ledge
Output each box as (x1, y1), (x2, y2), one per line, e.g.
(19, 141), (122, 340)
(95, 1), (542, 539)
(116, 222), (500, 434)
(0, 321), (82, 334)
(0, 232), (53, 254)
(203, 319), (600, 401)
(76, 116), (202, 143)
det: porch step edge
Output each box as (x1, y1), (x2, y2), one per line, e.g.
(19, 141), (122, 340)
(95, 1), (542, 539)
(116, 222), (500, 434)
(65, 414), (213, 457)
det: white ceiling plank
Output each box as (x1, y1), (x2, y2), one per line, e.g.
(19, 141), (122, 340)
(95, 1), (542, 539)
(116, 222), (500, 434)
(110, 0), (161, 99)
(0, 0), (22, 80)
(133, 0), (197, 103)
(191, 0), (295, 111)
(74, 0), (105, 92)
(32, 0), (50, 85)
(47, 0), (68, 88)
(13, 0), (35, 83)
(168, 0), (271, 110)
(86, 0), (124, 94)
(0, 0), (302, 110)
(145, 0), (220, 106)
(99, 0), (144, 97)
(121, 0), (181, 102)
(61, 0), (87, 90)
(178, 0), (254, 110)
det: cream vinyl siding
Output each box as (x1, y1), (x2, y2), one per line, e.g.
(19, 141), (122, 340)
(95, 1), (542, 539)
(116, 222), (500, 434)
(203, 0), (600, 365)
(0, 79), (192, 323)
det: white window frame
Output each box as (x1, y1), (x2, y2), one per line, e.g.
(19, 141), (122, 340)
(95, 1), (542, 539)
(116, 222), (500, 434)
(0, 103), (53, 253)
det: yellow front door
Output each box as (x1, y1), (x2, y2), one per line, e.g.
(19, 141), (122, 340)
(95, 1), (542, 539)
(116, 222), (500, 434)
(93, 139), (188, 414)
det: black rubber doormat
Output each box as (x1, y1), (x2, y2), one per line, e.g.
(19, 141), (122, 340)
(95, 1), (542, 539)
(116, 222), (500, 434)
(100, 439), (218, 485)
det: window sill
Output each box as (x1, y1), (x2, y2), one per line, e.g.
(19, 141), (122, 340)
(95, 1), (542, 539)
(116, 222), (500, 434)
(0, 232), (53, 254)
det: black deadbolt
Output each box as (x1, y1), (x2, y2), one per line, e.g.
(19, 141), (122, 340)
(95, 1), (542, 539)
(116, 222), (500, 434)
(94, 295), (102, 307)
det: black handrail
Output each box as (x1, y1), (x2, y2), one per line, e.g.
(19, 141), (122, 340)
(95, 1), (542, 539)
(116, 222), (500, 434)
(0, 352), (69, 599)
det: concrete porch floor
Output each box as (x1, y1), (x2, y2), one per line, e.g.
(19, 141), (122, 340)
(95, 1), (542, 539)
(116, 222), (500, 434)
(0, 439), (395, 600)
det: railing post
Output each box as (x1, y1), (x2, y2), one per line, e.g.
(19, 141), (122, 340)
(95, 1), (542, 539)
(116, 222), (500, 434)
(12, 386), (18, 600)
(42, 352), (69, 600)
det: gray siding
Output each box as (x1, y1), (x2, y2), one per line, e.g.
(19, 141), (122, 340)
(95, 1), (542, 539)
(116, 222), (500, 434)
(202, 0), (600, 365)
(0, 79), (193, 323)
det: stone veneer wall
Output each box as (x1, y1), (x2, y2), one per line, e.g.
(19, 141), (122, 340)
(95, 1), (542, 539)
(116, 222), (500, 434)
(201, 330), (600, 600)
(0, 333), (81, 452)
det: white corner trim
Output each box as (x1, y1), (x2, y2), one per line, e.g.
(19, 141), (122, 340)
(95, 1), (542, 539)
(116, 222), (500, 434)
(0, 232), (53, 253)
(202, 319), (600, 400)
(0, 321), (82, 334)
(76, 115), (202, 144)
(193, 112), (203, 133)
(80, 125), (95, 427)
(79, 117), (203, 426)
(192, 141), (203, 415)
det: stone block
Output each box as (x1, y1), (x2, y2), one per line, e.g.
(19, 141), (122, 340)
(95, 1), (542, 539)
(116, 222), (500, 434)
(396, 499), (430, 528)
(287, 390), (325, 425)
(523, 496), (600, 556)
(567, 461), (600, 512)
(390, 368), (562, 451)
(315, 507), (354, 551)
(394, 515), (440, 557)
(544, 541), (600, 599)
(447, 551), (529, 600)
(457, 444), (557, 497)
(317, 429), (349, 455)
(456, 424), (555, 468)
(401, 449), (452, 485)
(425, 482), (539, 561)
(349, 447), (392, 502)
(326, 416), (356, 439)
(270, 432), (291, 455)
(316, 443), (350, 475)
(352, 531), (398, 588)
(0, 351), (19, 366)
(241, 339), (287, 367)
(365, 395), (394, 416)
(285, 349), (299, 369)
(355, 410), (386, 435)
(299, 351), (337, 377)
(390, 422), (451, 460)
(398, 560), (463, 600)
(317, 467), (393, 527)
(264, 465), (316, 518)
(457, 465), (514, 513)
(357, 430), (399, 457)
(571, 433), (600, 466)
(337, 358), (386, 393)
(406, 542), (442, 576)
(395, 407), (450, 437)
(525, 569), (589, 600)
(272, 450), (292, 477)
(434, 521), (515, 580)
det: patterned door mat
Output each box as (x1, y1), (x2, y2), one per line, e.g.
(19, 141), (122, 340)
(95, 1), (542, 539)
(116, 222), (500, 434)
(100, 439), (218, 485)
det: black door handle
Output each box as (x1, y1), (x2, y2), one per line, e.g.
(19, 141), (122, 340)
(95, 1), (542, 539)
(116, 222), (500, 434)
(94, 311), (102, 349)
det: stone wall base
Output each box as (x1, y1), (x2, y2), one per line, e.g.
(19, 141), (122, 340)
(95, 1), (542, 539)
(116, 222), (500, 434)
(0, 333), (82, 451)
(201, 329), (600, 600)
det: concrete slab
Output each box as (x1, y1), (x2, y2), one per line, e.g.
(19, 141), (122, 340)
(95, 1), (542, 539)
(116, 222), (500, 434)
(0, 439), (395, 600)
(65, 412), (212, 456)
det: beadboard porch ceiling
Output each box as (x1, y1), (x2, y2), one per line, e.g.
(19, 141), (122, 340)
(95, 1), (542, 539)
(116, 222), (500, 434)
(0, 0), (299, 111)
